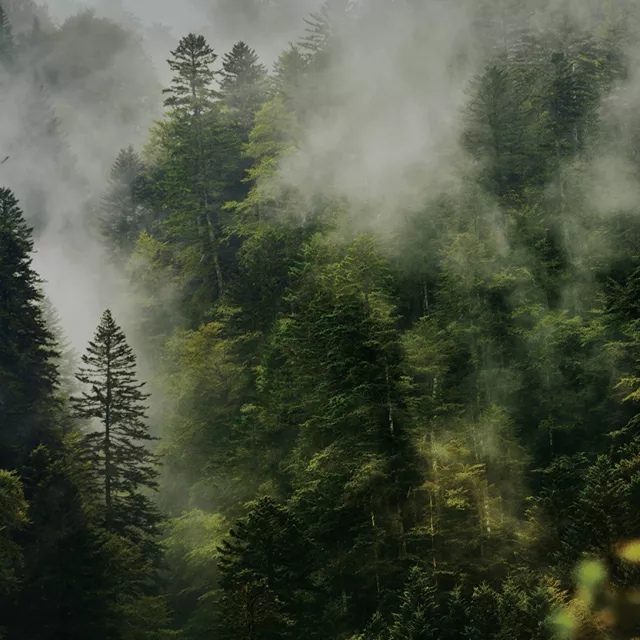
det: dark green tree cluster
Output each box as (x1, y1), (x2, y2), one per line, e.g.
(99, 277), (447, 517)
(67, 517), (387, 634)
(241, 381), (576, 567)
(8, 0), (640, 639)
(0, 115), (166, 639)
(134, 3), (640, 638)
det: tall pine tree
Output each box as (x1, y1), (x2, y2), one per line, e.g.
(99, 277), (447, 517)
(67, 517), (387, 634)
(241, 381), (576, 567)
(100, 145), (149, 259)
(163, 33), (219, 112)
(219, 41), (267, 130)
(162, 33), (227, 299)
(72, 310), (160, 548)
(0, 187), (59, 470)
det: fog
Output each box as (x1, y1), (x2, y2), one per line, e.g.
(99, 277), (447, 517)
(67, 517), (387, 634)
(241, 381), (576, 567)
(4, 0), (323, 352)
(3, 0), (639, 360)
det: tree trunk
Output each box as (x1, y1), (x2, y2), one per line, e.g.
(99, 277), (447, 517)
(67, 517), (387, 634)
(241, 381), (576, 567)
(105, 341), (112, 528)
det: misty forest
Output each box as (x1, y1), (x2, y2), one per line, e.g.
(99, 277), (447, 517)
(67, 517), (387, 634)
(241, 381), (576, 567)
(6, 0), (640, 638)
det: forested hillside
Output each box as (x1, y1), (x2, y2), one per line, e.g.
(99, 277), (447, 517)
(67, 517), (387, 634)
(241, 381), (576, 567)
(3, 0), (640, 638)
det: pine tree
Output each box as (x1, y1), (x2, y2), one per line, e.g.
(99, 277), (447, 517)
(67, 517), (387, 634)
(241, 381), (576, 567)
(463, 63), (532, 203)
(0, 469), (27, 595)
(41, 295), (78, 399)
(6, 445), (116, 640)
(163, 33), (219, 112)
(215, 496), (319, 640)
(100, 145), (149, 258)
(299, 0), (348, 61)
(161, 33), (228, 299)
(272, 44), (308, 114)
(365, 567), (439, 640)
(0, 187), (59, 470)
(219, 41), (267, 129)
(72, 310), (160, 547)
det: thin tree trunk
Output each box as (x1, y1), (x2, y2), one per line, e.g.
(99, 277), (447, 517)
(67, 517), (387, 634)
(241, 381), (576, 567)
(105, 341), (112, 528)
(370, 494), (381, 600)
(192, 77), (225, 297)
(430, 430), (438, 576)
(205, 203), (224, 296)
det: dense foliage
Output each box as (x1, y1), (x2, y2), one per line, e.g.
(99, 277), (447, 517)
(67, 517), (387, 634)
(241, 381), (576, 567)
(4, 0), (640, 638)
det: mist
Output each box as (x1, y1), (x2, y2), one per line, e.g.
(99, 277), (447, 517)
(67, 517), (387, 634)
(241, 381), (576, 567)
(0, 0), (635, 383)
(4, 0), (640, 637)
(0, 0), (336, 356)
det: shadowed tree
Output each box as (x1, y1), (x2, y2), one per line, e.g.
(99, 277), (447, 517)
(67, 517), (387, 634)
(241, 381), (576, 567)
(0, 188), (59, 470)
(72, 310), (160, 550)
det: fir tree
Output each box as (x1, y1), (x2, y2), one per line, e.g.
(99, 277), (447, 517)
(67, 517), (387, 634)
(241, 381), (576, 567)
(161, 33), (229, 299)
(299, 0), (351, 68)
(0, 188), (59, 470)
(0, 469), (27, 595)
(163, 33), (219, 112)
(215, 497), (319, 640)
(272, 44), (308, 114)
(100, 145), (149, 258)
(219, 41), (267, 129)
(41, 295), (77, 398)
(6, 445), (117, 640)
(72, 310), (160, 547)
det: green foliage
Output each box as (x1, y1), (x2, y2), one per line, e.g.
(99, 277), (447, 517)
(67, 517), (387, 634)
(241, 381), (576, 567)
(163, 33), (219, 111)
(0, 470), (27, 594)
(6, 445), (118, 639)
(219, 41), (268, 130)
(213, 497), (319, 640)
(100, 146), (150, 259)
(8, 2), (640, 638)
(73, 310), (161, 548)
(0, 188), (59, 470)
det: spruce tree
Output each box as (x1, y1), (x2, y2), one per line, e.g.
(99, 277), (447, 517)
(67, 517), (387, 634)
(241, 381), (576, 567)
(219, 41), (267, 129)
(163, 33), (219, 112)
(299, 0), (351, 66)
(215, 497), (319, 640)
(100, 145), (149, 258)
(41, 295), (77, 398)
(72, 310), (160, 546)
(0, 187), (59, 470)
(6, 445), (116, 640)
(162, 33), (229, 299)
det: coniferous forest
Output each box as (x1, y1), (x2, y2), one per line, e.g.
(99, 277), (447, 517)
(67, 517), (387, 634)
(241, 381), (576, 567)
(5, 0), (640, 637)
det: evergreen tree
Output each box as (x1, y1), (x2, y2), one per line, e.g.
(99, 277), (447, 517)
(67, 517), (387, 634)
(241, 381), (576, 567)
(41, 295), (78, 400)
(160, 33), (232, 302)
(72, 310), (160, 548)
(0, 469), (27, 595)
(0, 187), (59, 470)
(214, 497), (319, 640)
(299, 0), (350, 66)
(463, 63), (533, 203)
(100, 145), (149, 259)
(272, 44), (308, 115)
(364, 567), (439, 640)
(219, 41), (267, 129)
(163, 33), (219, 112)
(6, 445), (117, 640)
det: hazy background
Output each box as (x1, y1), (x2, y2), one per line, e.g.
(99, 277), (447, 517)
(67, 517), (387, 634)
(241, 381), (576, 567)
(3, 0), (637, 357)
(5, 0), (324, 353)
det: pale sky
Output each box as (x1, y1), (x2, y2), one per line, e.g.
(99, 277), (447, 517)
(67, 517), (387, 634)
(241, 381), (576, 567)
(43, 0), (207, 32)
